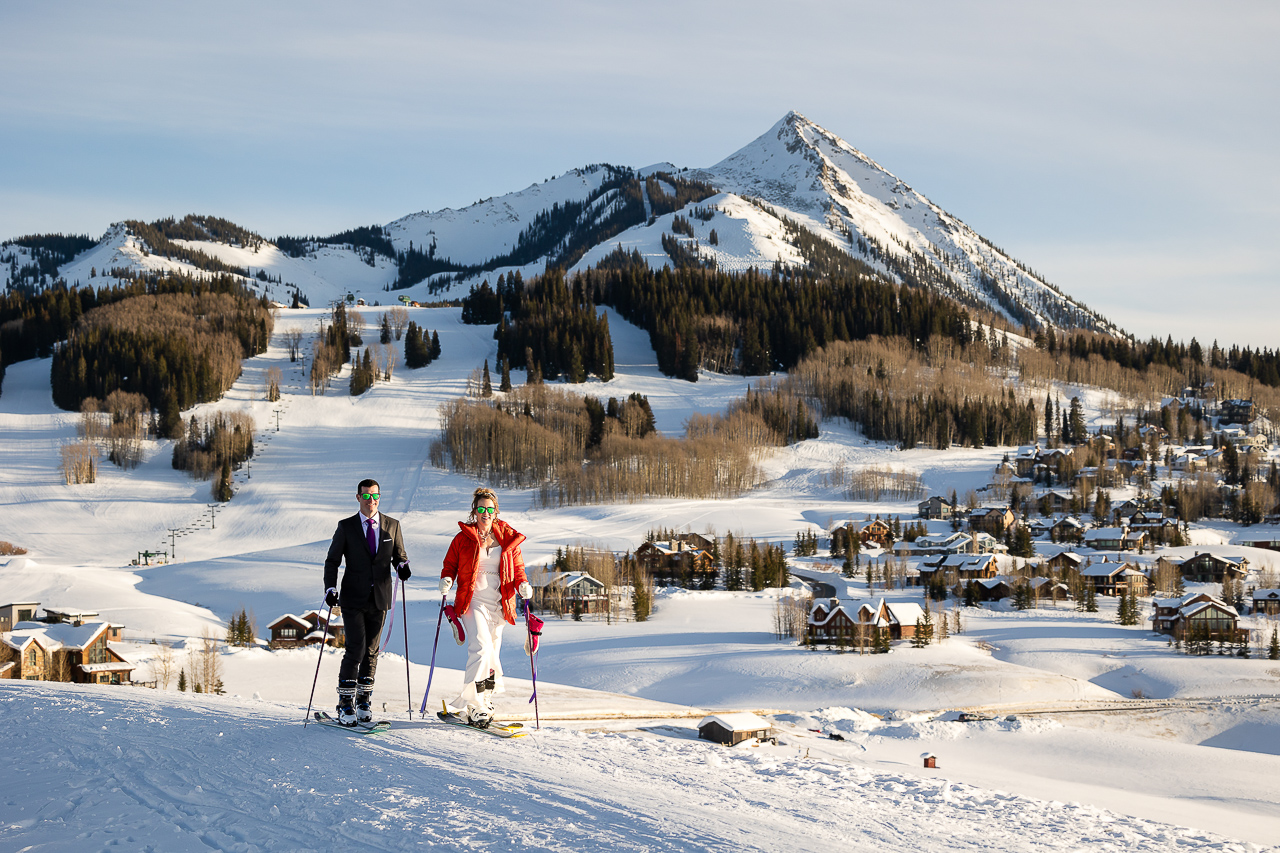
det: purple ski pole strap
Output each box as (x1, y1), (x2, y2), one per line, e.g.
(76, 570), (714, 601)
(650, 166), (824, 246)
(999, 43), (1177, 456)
(418, 596), (447, 716)
(380, 575), (399, 650)
(524, 600), (540, 729)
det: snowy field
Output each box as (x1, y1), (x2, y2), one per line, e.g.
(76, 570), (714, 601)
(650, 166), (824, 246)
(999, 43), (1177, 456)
(3, 305), (1280, 850)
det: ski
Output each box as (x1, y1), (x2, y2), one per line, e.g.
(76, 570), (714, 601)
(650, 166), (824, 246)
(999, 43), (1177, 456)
(435, 703), (527, 738)
(312, 711), (391, 734)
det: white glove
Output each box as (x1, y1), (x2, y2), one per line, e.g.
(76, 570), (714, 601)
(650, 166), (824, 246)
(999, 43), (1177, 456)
(439, 576), (454, 595)
(517, 582), (532, 600)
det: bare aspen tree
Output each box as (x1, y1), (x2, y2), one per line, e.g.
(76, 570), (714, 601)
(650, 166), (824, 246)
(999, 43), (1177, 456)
(153, 641), (176, 689)
(198, 628), (224, 694)
(60, 441), (98, 484)
(387, 306), (410, 340)
(284, 327), (305, 362)
(265, 366), (283, 402)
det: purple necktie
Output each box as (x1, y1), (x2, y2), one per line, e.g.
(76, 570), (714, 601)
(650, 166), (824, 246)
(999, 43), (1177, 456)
(366, 517), (378, 556)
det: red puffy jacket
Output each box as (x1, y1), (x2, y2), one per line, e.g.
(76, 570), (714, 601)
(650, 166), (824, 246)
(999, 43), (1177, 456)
(441, 519), (528, 625)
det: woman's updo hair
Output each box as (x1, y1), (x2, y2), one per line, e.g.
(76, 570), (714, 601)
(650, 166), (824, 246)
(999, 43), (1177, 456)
(469, 487), (499, 522)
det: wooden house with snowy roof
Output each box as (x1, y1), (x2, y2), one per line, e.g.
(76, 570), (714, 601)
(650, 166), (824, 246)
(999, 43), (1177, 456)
(968, 507), (1016, 536)
(698, 713), (775, 746)
(917, 496), (955, 520)
(635, 539), (715, 578)
(267, 609), (343, 648)
(1252, 589), (1280, 616)
(807, 598), (922, 645)
(1079, 562), (1148, 597)
(918, 554), (1000, 589)
(527, 569), (611, 616)
(0, 621), (133, 684)
(1150, 593), (1245, 642)
(1176, 552), (1248, 584)
(0, 602), (40, 633)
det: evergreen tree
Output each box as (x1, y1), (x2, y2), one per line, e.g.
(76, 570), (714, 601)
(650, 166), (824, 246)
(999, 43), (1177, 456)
(430, 330), (441, 360)
(380, 313), (392, 345)
(214, 459), (233, 502)
(178, 668), (187, 692)
(500, 356), (512, 392)
(629, 560), (650, 622)
(1085, 584), (1098, 613)
(1068, 397), (1087, 445)
(482, 359), (492, 397)
(1270, 627), (1279, 661)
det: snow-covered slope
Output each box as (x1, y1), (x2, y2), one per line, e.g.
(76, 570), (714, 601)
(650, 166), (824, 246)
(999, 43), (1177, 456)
(4, 301), (1280, 847)
(5, 682), (1273, 852)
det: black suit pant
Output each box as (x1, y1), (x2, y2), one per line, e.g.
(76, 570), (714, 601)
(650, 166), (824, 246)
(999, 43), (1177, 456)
(338, 606), (386, 684)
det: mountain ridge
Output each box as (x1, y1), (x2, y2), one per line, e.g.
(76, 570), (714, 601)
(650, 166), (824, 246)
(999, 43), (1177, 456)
(3, 113), (1115, 335)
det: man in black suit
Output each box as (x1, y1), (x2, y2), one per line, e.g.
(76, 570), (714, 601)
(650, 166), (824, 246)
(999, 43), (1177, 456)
(323, 478), (410, 725)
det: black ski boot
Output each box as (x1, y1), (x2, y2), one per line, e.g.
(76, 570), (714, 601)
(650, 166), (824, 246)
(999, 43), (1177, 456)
(355, 677), (375, 724)
(336, 679), (358, 727)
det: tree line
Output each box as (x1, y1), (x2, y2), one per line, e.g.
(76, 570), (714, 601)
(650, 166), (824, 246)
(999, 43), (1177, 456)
(433, 384), (794, 505)
(50, 285), (273, 414)
(488, 270), (614, 383)
(1, 233), (97, 291)
(571, 248), (978, 380)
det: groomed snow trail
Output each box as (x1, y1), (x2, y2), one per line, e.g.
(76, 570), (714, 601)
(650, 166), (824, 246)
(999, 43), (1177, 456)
(1, 684), (1267, 853)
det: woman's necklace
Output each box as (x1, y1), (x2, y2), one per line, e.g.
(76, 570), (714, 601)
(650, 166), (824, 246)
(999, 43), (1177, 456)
(481, 527), (494, 556)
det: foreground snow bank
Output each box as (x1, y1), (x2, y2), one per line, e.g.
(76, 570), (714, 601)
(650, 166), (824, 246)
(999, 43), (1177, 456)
(2, 683), (1270, 853)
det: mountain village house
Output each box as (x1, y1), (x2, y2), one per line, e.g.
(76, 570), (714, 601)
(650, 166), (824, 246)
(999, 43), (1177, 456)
(916, 496), (955, 520)
(968, 507), (1016, 536)
(894, 531), (1007, 557)
(831, 519), (894, 551)
(1078, 562), (1149, 597)
(1150, 593), (1246, 642)
(1174, 552), (1249, 584)
(918, 554), (1000, 591)
(0, 601), (132, 684)
(1, 620), (133, 684)
(807, 598), (924, 646)
(1045, 551), (1084, 576)
(266, 609), (343, 648)
(635, 538), (715, 579)
(1233, 532), (1280, 552)
(1252, 589), (1280, 616)
(1082, 527), (1147, 552)
(698, 713), (775, 746)
(528, 569), (612, 617)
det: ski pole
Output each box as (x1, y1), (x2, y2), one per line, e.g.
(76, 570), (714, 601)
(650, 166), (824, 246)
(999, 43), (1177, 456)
(380, 574), (398, 649)
(303, 601), (334, 727)
(524, 599), (540, 730)
(418, 596), (446, 717)
(401, 578), (412, 720)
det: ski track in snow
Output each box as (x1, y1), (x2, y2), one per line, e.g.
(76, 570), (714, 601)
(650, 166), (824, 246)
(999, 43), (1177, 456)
(2, 684), (1266, 853)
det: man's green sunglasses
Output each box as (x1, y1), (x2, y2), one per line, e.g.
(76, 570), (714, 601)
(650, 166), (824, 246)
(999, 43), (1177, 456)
(360, 493), (381, 500)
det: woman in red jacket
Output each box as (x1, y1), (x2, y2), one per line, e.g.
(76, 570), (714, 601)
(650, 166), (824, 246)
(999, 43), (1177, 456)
(440, 487), (531, 726)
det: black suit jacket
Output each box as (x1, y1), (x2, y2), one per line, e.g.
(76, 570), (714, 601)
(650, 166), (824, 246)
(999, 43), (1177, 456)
(323, 512), (408, 611)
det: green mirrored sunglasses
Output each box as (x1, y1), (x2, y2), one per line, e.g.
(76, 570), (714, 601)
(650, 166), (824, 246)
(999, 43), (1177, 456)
(474, 506), (497, 516)
(360, 493), (380, 500)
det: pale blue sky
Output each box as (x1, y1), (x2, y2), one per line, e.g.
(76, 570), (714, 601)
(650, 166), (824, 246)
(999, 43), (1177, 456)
(2, 1), (1276, 348)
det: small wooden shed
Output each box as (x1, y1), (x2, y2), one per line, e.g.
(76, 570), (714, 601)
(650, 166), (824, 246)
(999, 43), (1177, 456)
(697, 713), (773, 746)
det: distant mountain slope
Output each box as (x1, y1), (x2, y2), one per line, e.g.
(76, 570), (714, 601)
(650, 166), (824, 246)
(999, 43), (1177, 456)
(4, 115), (1115, 333)
(696, 112), (1115, 332)
(379, 113), (1115, 333)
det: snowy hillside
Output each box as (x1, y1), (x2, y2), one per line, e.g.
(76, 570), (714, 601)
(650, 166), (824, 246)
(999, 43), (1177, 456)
(3, 301), (1280, 848)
